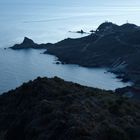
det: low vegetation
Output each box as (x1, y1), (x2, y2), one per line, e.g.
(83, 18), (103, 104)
(0, 77), (139, 140)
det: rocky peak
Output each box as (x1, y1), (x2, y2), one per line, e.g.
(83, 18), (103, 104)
(119, 23), (138, 32)
(10, 37), (39, 49)
(22, 37), (35, 45)
(96, 22), (119, 33)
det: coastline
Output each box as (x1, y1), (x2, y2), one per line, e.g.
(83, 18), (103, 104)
(9, 22), (140, 98)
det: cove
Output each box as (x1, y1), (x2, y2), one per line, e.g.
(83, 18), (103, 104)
(0, 48), (131, 94)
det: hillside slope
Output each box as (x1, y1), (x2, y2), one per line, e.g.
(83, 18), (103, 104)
(0, 77), (140, 140)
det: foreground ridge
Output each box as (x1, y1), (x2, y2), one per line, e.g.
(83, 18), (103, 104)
(0, 77), (140, 140)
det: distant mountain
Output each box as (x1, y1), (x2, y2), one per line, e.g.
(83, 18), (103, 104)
(0, 77), (140, 140)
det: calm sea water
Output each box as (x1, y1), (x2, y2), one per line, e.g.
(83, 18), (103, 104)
(0, 48), (131, 93)
(0, 0), (138, 93)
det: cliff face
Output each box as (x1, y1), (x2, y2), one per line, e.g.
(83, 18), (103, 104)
(0, 77), (140, 140)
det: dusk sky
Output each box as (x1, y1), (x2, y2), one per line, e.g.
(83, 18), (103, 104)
(0, 0), (140, 6)
(0, 0), (140, 46)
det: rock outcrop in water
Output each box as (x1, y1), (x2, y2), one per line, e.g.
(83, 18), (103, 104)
(11, 37), (47, 49)
(0, 77), (140, 140)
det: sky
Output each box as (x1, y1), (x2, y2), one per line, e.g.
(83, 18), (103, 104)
(0, 0), (140, 46)
(0, 0), (140, 6)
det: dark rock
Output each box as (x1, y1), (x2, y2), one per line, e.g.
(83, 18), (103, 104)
(56, 62), (60, 64)
(76, 30), (85, 34)
(10, 37), (48, 49)
(90, 30), (95, 33)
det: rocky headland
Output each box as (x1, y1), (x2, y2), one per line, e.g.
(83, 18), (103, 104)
(11, 37), (48, 49)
